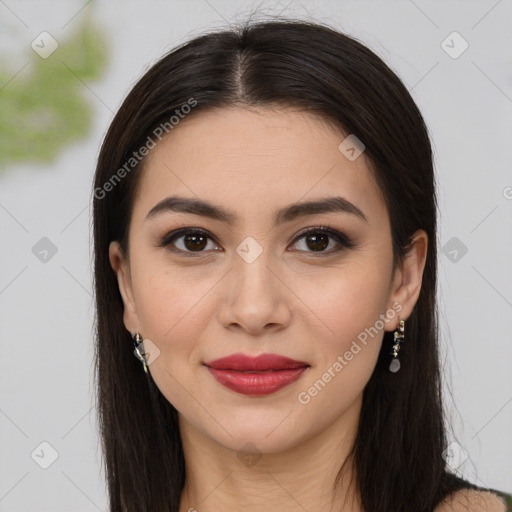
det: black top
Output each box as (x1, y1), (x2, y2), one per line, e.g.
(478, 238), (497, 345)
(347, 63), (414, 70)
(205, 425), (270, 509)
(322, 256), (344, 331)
(441, 473), (512, 511)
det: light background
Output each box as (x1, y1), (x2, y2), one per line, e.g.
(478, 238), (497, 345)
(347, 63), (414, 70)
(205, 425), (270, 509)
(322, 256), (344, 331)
(1, 0), (511, 510)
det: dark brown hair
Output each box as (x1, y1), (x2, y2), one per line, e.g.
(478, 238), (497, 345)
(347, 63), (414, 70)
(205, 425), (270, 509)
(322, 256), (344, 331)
(92, 17), (509, 512)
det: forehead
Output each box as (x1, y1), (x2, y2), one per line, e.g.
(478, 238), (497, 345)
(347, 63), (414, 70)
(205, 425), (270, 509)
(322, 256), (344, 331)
(133, 106), (387, 225)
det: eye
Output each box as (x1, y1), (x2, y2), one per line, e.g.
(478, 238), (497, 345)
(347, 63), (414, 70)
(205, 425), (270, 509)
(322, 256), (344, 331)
(289, 225), (354, 255)
(159, 225), (354, 257)
(159, 228), (220, 256)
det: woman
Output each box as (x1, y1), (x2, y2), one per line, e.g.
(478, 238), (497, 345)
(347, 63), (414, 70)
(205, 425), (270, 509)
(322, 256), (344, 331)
(92, 18), (511, 512)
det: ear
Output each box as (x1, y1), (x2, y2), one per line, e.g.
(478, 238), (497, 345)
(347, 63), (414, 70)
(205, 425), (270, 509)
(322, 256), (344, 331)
(385, 229), (428, 330)
(109, 240), (141, 334)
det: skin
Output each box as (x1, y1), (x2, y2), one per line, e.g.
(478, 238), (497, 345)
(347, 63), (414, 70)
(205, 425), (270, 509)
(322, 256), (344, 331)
(109, 106), (428, 511)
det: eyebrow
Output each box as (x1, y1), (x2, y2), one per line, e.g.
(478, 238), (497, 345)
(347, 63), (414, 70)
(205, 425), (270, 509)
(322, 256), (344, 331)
(146, 195), (368, 225)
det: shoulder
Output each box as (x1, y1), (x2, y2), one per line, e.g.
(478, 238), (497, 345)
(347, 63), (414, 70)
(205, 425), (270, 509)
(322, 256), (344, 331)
(435, 488), (509, 512)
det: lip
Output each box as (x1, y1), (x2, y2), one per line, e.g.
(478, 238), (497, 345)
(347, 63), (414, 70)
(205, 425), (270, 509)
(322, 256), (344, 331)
(204, 353), (309, 371)
(203, 353), (310, 396)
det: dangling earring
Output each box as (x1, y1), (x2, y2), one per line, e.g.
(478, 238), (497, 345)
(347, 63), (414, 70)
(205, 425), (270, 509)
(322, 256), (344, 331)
(132, 332), (148, 374)
(389, 317), (405, 373)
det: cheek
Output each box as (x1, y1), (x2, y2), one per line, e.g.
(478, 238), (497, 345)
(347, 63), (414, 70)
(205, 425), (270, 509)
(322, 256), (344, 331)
(134, 267), (212, 348)
(296, 259), (391, 342)
(131, 263), (215, 409)
(294, 259), (390, 394)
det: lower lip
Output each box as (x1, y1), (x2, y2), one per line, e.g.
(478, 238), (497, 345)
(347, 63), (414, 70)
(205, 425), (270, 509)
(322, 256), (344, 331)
(206, 366), (309, 396)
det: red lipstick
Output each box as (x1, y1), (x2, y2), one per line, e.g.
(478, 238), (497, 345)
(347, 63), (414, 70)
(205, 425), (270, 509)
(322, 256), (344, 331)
(203, 353), (310, 396)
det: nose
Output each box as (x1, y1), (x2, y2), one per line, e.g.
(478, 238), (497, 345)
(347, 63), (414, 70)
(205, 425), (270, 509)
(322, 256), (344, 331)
(217, 251), (292, 336)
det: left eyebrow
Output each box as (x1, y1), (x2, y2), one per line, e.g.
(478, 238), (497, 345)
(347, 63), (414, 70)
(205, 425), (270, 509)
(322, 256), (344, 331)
(145, 195), (368, 225)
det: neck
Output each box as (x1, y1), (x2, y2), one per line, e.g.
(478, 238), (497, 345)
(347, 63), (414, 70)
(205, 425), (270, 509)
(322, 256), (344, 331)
(178, 395), (363, 512)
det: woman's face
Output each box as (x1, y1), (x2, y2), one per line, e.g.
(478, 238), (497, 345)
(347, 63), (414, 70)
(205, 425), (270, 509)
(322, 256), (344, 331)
(110, 106), (426, 454)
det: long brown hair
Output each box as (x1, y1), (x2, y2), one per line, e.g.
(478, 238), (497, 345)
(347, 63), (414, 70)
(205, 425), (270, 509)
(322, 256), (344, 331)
(92, 17), (504, 511)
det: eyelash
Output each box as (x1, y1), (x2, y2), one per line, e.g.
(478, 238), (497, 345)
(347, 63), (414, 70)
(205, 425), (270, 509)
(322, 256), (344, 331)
(158, 225), (355, 257)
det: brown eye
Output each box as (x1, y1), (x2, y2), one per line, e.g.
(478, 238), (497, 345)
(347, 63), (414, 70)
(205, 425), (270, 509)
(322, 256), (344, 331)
(182, 233), (208, 251)
(160, 228), (220, 255)
(290, 227), (354, 255)
(303, 232), (329, 251)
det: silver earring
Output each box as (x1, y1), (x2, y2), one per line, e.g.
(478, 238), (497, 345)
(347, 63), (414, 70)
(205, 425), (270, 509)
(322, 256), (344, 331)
(389, 317), (405, 373)
(132, 332), (148, 374)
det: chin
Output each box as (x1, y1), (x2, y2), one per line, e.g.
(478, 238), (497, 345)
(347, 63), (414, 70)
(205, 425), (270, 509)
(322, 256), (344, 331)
(219, 429), (302, 456)
(186, 408), (306, 455)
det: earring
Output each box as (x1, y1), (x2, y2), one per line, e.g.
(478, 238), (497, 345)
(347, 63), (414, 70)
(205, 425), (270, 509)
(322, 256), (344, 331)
(389, 317), (405, 373)
(132, 332), (148, 374)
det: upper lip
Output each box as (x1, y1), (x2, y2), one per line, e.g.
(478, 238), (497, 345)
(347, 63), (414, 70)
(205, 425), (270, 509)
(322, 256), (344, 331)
(203, 353), (310, 371)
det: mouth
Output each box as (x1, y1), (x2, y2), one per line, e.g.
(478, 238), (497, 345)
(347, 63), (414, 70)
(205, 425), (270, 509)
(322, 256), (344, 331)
(203, 353), (310, 396)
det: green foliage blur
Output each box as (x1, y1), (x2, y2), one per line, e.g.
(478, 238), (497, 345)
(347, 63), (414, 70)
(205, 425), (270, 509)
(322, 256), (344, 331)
(0, 11), (108, 169)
